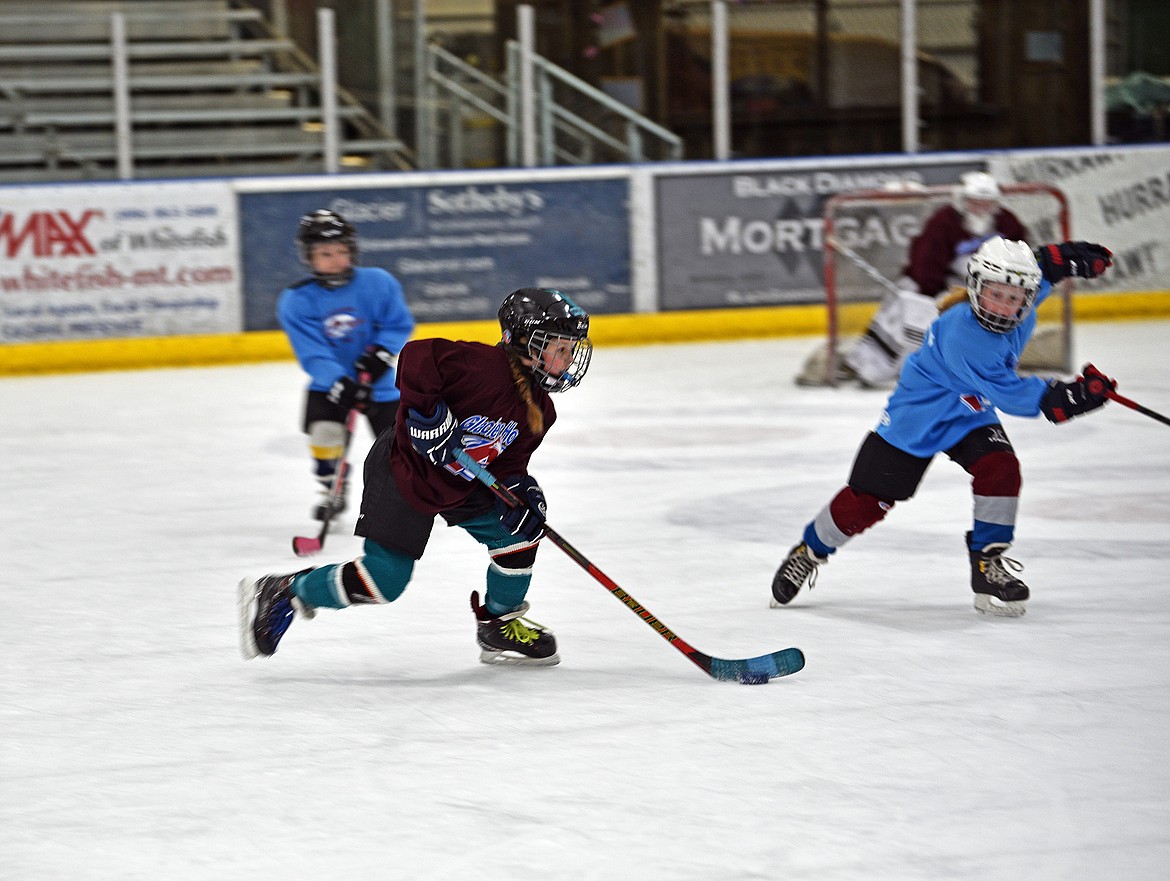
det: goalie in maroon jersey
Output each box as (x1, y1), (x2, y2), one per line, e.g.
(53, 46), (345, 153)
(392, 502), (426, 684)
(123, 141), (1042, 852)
(843, 172), (1029, 387)
(239, 288), (593, 667)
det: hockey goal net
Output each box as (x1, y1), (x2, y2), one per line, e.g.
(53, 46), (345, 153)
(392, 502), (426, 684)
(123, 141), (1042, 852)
(800, 181), (1073, 387)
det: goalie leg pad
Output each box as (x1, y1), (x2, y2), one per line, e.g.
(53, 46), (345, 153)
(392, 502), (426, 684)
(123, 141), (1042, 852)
(843, 333), (900, 386)
(898, 289), (940, 349)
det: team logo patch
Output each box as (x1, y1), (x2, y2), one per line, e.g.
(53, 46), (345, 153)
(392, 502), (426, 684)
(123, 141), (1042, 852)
(323, 312), (362, 339)
(959, 393), (991, 413)
(445, 416), (522, 481)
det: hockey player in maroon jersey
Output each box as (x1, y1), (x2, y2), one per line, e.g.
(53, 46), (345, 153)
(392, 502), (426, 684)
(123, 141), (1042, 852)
(239, 288), (593, 667)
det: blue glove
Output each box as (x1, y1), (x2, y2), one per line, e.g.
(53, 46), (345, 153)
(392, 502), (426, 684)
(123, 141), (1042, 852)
(495, 475), (547, 543)
(405, 401), (463, 466)
(327, 376), (371, 411)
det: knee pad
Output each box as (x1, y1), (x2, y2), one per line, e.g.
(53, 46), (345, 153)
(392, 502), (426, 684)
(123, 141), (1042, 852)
(826, 487), (894, 539)
(969, 450), (1021, 498)
(308, 419), (346, 464)
(898, 289), (939, 348)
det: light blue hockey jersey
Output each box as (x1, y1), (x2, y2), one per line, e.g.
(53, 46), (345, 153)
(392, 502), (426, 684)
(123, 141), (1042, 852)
(277, 267), (415, 402)
(875, 280), (1053, 457)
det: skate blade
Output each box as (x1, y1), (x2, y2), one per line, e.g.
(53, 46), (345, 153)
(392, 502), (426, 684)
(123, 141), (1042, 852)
(974, 594), (1027, 618)
(478, 649), (561, 667)
(292, 596), (317, 621)
(238, 578), (261, 659)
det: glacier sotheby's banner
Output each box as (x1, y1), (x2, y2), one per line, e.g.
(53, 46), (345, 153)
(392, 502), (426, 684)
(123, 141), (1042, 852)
(0, 181), (241, 344)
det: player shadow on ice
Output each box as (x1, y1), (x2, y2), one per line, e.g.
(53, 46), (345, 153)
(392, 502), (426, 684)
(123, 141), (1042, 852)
(772, 594), (1004, 634)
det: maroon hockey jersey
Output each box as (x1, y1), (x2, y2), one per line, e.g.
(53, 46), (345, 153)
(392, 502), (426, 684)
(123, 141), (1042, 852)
(390, 338), (557, 514)
(902, 205), (1028, 297)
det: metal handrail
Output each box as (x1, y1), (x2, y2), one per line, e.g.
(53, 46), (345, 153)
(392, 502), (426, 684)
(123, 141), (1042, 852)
(420, 39), (682, 168)
(426, 43), (510, 124)
(505, 39), (682, 165)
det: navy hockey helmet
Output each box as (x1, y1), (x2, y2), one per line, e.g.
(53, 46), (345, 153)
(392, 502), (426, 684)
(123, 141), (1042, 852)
(498, 288), (592, 392)
(296, 209), (357, 288)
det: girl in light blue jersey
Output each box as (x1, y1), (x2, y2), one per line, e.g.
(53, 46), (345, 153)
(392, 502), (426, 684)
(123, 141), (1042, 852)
(771, 236), (1114, 617)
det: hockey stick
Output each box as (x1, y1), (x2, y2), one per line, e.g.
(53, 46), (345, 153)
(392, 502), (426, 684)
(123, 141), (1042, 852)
(292, 406), (358, 556)
(824, 234), (905, 298)
(453, 449), (805, 684)
(1082, 367), (1170, 428)
(292, 378), (369, 556)
(1104, 389), (1170, 427)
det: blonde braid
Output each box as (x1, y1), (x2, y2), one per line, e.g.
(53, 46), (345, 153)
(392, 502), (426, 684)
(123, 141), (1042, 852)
(504, 348), (545, 436)
(938, 285), (970, 314)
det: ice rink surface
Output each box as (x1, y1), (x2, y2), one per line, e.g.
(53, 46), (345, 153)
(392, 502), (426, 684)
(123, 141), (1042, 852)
(3, 320), (1169, 881)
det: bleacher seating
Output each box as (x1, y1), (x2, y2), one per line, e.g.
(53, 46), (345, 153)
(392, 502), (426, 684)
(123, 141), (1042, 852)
(0, 0), (412, 182)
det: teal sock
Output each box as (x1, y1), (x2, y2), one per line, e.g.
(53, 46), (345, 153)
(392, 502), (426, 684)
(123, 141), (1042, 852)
(292, 565), (346, 609)
(484, 566), (530, 616)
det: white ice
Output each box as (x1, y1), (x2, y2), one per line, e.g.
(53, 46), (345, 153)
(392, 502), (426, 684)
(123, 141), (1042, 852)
(2, 320), (1169, 881)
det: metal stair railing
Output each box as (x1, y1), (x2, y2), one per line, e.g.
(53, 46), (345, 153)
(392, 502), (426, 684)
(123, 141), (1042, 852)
(421, 39), (682, 169)
(505, 39), (682, 166)
(420, 42), (512, 169)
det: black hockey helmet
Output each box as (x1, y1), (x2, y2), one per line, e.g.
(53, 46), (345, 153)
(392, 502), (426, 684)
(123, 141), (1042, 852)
(295, 209), (357, 288)
(498, 288), (592, 392)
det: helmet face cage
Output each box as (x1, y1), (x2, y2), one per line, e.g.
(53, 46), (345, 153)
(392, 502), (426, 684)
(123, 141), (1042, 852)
(498, 288), (592, 392)
(527, 329), (593, 392)
(966, 238), (1042, 333)
(296, 209), (357, 288)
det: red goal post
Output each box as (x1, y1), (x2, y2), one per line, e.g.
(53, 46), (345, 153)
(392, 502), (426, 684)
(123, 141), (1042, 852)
(816, 181), (1073, 387)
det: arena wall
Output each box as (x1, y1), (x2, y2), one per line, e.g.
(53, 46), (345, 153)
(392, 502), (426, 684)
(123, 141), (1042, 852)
(3, 145), (1169, 376)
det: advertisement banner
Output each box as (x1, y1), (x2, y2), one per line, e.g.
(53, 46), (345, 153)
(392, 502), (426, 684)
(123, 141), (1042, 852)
(0, 182), (240, 344)
(992, 144), (1170, 294)
(655, 159), (983, 310)
(238, 177), (631, 331)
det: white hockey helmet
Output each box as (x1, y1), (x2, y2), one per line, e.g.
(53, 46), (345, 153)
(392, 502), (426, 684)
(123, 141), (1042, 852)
(966, 236), (1042, 333)
(959, 171), (1002, 201)
(957, 171), (1002, 235)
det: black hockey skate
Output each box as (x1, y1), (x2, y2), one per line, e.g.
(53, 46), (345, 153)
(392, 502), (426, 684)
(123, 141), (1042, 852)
(238, 570), (314, 659)
(470, 591), (559, 666)
(770, 542), (826, 607)
(967, 532), (1029, 618)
